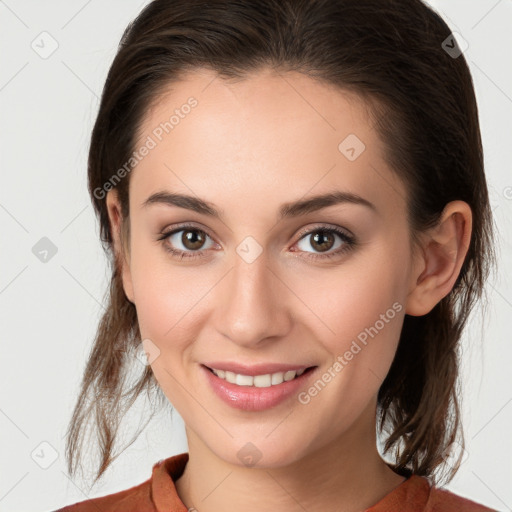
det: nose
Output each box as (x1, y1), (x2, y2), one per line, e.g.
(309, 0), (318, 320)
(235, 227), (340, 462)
(212, 252), (292, 348)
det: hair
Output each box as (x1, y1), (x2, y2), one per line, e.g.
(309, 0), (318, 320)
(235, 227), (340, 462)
(65, 0), (496, 487)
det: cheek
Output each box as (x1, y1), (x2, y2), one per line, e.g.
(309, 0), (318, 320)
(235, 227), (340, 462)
(294, 243), (408, 381)
(129, 248), (204, 406)
(128, 240), (198, 345)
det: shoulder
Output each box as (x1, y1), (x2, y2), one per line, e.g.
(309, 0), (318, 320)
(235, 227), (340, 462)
(52, 478), (154, 512)
(55, 478), (156, 512)
(53, 453), (189, 512)
(369, 474), (496, 511)
(426, 483), (497, 512)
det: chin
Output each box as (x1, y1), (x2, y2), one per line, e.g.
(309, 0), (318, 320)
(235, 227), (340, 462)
(207, 433), (309, 469)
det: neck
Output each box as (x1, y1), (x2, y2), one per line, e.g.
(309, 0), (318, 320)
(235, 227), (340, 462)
(174, 401), (405, 512)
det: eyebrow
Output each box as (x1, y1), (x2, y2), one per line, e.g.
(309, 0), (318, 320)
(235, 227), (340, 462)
(141, 190), (377, 219)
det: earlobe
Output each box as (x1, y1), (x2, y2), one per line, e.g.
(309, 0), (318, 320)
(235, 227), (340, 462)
(405, 201), (472, 316)
(106, 190), (135, 304)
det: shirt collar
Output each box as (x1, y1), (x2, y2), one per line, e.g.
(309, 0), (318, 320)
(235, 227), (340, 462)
(152, 452), (189, 512)
(151, 452), (431, 512)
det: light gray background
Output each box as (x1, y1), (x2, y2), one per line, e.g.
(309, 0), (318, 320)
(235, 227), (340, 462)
(1, 1), (511, 511)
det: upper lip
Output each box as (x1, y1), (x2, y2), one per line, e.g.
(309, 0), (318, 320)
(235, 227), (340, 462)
(202, 361), (315, 376)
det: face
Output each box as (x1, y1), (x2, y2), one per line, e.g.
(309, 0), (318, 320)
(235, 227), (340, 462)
(112, 67), (418, 468)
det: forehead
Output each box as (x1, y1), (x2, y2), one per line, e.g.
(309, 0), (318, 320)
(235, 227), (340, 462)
(137, 67), (375, 151)
(130, 67), (406, 218)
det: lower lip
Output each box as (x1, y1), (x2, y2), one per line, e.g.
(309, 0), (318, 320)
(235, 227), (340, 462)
(200, 364), (317, 412)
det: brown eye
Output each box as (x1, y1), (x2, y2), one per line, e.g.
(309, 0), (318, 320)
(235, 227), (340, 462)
(181, 229), (207, 250)
(309, 230), (336, 252)
(160, 227), (216, 257)
(293, 226), (356, 261)
(158, 224), (356, 262)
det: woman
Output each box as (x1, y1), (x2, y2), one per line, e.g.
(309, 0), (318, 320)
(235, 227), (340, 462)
(56, 0), (497, 510)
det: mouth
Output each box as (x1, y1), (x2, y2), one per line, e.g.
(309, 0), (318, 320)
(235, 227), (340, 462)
(202, 364), (317, 388)
(200, 363), (319, 411)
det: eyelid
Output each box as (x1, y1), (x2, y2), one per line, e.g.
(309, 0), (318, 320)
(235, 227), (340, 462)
(294, 222), (355, 242)
(161, 221), (218, 241)
(158, 221), (356, 260)
(160, 222), (353, 246)
(160, 222), (221, 252)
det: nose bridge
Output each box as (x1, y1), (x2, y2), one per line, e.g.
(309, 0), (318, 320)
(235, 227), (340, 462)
(214, 248), (290, 346)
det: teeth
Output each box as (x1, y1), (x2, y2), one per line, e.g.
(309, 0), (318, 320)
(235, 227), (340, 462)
(211, 367), (307, 387)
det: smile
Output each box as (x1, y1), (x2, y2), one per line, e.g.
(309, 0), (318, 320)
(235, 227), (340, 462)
(208, 367), (307, 387)
(201, 364), (318, 411)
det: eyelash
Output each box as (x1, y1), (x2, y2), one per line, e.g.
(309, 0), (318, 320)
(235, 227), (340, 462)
(157, 223), (357, 262)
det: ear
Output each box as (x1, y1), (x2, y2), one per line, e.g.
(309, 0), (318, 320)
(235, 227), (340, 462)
(106, 189), (135, 304)
(405, 200), (472, 316)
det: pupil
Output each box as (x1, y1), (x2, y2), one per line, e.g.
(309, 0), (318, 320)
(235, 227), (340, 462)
(311, 231), (334, 252)
(183, 230), (204, 250)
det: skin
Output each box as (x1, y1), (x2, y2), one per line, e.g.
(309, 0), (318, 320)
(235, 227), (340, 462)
(106, 67), (472, 512)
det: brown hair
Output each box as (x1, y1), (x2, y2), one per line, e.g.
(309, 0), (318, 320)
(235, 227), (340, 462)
(65, 0), (496, 487)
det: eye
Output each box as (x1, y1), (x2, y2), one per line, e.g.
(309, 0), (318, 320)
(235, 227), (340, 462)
(293, 225), (356, 260)
(157, 223), (356, 261)
(157, 224), (217, 260)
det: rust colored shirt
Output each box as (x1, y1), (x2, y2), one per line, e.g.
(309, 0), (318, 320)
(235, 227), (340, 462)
(54, 452), (496, 511)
